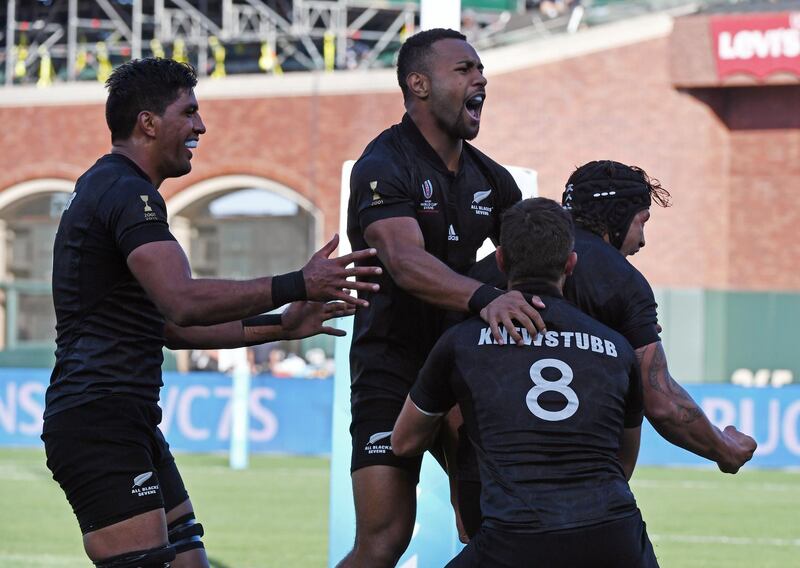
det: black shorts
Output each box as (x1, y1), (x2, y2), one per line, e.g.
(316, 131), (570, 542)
(446, 511), (658, 568)
(42, 395), (189, 534)
(350, 400), (424, 483)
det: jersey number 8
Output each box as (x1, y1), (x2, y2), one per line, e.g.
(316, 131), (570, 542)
(526, 358), (579, 422)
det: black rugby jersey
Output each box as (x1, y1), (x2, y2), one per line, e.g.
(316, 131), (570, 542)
(45, 153), (176, 418)
(564, 228), (660, 350)
(410, 282), (643, 533)
(346, 114), (521, 408)
(467, 227), (660, 350)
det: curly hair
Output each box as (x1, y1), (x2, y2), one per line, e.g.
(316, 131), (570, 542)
(563, 161), (671, 245)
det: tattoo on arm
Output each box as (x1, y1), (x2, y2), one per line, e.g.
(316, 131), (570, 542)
(637, 343), (704, 424)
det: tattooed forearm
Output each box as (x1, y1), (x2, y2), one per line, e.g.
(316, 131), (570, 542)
(638, 342), (704, 424)
(635, 341), (755, 468)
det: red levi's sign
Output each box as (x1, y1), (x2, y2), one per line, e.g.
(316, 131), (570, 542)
(711, 12), (800, 81)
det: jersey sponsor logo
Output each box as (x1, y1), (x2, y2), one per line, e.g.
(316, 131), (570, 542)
(369, 180), (383, 205)
(140, 195), (158, 221)
(471, 188), (493, 216)
(478, 326), (618, 357)
(63, 192), (77, 212)
(131, 471), (159, 497)
(448, 224), (459, 241)
(364, 430), (393, 454)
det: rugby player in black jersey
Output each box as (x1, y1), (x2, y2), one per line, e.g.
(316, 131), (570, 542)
(393, 198), (658, 567)
(42, 58), (381, 568)
(561, 160), (755, 472)
(340, 28), (546, 567)
(457, 160), (757, 539)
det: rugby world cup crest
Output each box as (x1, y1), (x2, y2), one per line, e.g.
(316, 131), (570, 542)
(422, 179), (433, 200)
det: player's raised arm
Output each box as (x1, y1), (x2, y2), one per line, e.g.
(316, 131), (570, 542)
(364, 217), (545, 344)
(636, 341), (757, 473)
(128, 233), (380, 327)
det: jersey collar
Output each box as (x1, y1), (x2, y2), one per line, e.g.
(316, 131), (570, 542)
(107, 152), (153, 184)
(399, 113), (463, 175)
(511, 278), (563, 300)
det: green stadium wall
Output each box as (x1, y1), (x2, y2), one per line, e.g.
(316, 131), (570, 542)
(655, 289), (799, 386)
(3, 287), (797, 389)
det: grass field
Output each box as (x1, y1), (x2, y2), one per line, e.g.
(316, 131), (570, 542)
(0, 448), (798, 567)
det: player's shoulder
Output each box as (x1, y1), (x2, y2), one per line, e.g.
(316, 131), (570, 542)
(463, 142), (517, 188)
(443, 315), (487, 349)
(574, 229), (650, 289)
(352, 122), (408, 177)
(69, 156), (152, 217)
(550, 298), (637, 360)
(83, 154), (154, 195)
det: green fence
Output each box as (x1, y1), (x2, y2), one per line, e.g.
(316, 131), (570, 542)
(1, 279), (797, 386)
(655, 288), (800, 386)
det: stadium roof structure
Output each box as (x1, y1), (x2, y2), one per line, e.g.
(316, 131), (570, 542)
(0, 0), (787, 87)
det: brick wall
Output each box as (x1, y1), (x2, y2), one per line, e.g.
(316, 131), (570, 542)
(0, 28), (797, 292)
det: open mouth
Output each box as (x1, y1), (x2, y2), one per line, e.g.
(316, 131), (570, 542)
(184, 139), (198, 158)
(464, 93), (485, 122)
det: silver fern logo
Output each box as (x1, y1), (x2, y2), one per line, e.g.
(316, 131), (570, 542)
(472, 189), (491, 204)
(133, 472), (153, 488)
(471, 188), (493, 216)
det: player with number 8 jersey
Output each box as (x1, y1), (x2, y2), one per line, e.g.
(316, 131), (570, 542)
(392, 198), (658, 567)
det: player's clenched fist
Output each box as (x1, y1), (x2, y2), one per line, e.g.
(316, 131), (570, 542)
(302, 233), (382, 307)
(717, 425), (757, 474)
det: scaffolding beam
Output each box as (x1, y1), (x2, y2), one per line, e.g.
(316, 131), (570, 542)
(0, 0), (528, 84)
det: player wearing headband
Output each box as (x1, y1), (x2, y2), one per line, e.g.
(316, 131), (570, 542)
(456, 160), (757, 539)
(392, 198), (658, 567)
(561, 160), (754, 481)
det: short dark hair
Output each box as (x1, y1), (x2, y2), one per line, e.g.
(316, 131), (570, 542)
(105, 57), (198, 142)
(500, 198), (575, 283)
(562, 160), (671, 248)
(396, 28), (466, 100)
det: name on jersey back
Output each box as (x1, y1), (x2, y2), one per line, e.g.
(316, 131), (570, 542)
(478, 326), (618, 358)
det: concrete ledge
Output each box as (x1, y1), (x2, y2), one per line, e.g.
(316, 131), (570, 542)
(0, 12), (674, 107)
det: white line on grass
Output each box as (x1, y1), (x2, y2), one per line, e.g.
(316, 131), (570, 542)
(632, 479), (799, 492)
(0, 552), (84, 566)
(0, 464), (41, 481)
(651, 534), (800, 547)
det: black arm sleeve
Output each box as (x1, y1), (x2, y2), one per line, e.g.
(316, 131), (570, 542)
(623, 358), (645, 428)
(350, 158), (416, 232)
(101, 176), (176, 257)
(409, 328), (458, 415)
(617, 270), (660, 350)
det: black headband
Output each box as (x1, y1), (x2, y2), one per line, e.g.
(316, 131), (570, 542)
(562, 179), (651, 249)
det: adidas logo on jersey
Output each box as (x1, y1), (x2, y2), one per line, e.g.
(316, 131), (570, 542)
(448, 224), (459, 241)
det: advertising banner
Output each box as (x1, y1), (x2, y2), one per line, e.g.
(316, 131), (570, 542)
(0, 369), (333, 455)
(711, 12), (800, 80)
